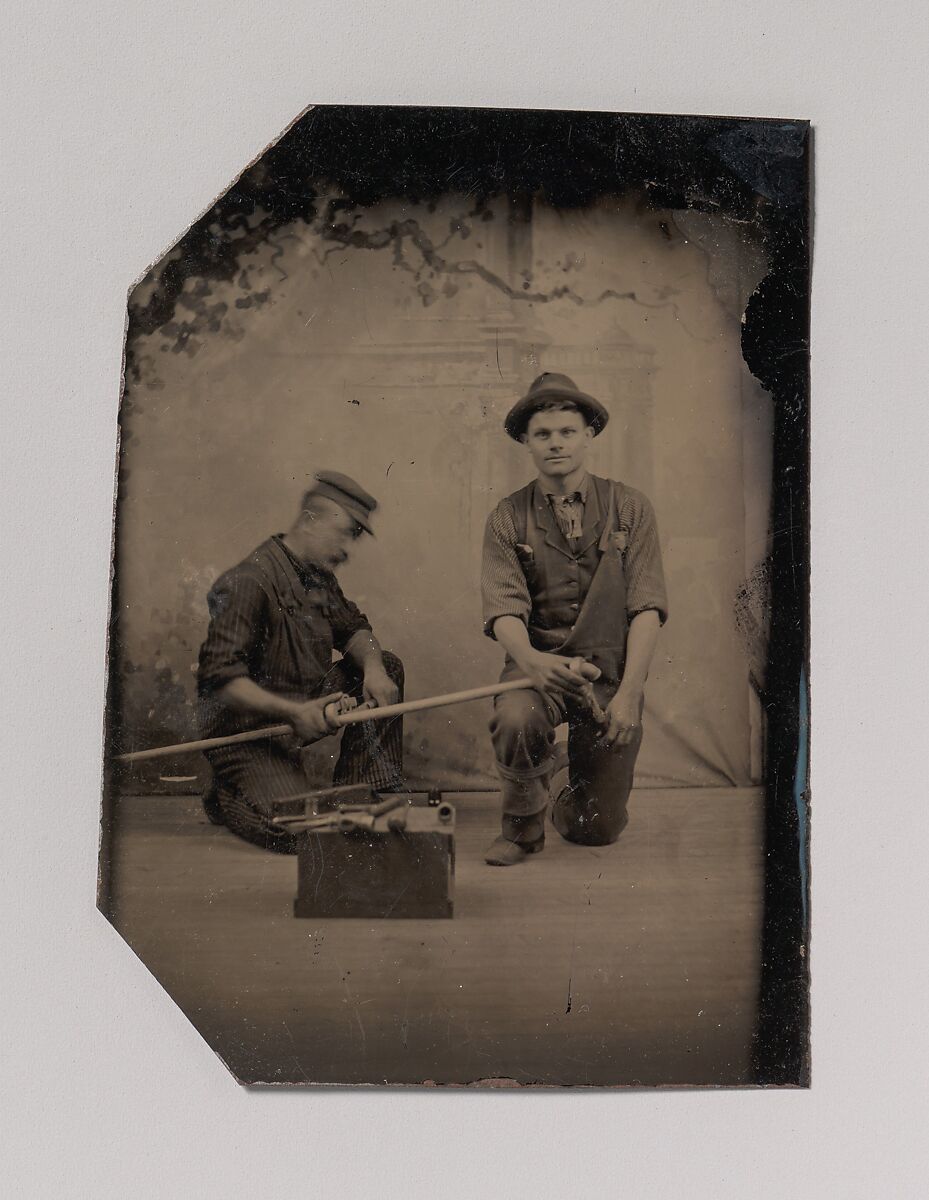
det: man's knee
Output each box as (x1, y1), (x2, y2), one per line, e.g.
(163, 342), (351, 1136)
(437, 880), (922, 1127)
(490, 693), (555, 771)
(490, 691), (553, 740)
(206, 779), (300, 854)
(552, 785), (629, 846)
(559, 811), (628, 847)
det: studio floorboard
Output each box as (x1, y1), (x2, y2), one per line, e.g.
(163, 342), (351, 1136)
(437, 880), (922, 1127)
(105, 788), (763, 1086)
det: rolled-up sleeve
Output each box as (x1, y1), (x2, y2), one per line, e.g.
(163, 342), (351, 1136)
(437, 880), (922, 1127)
(327, 577), (372, 653)
(621, 490), (669, 625)
(481, 502), (532, 638)
(197, 569), (268, 695)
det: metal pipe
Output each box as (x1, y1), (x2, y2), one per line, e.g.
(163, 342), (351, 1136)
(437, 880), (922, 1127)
(115, 677), (536, 764)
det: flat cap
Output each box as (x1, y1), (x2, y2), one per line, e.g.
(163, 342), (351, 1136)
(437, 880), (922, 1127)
(311, 470), (378, 535)
(504, 372), (609, 441)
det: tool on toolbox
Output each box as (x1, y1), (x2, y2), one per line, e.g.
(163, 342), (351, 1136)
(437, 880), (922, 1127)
(270, 788), (409, 833)
(334, 794), (408, 834)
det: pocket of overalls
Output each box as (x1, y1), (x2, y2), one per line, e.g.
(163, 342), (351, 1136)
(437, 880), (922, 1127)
(597, 526), (627, 557)
(292, 597), (334, 684)
(515, 542), (540, 586)
(610, 530), (628, 558)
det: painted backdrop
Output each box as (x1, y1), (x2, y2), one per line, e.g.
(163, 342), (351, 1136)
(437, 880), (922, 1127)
(115, 194), (772, 790)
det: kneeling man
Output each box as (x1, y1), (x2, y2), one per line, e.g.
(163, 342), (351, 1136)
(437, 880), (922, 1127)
(481, 373), (668, 865)
(197, 471), (404, 851)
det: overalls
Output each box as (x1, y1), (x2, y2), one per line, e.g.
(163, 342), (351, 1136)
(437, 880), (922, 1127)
(490, 476), (643, 846)
(198, 539), (404, 852)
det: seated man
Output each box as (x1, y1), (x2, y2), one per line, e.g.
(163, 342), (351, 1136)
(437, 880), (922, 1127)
(196, 471), (404, 851)
(481, 373), (668, 866)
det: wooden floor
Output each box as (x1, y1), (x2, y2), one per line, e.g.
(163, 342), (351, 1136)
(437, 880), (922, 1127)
(106, 789), (764, 1087)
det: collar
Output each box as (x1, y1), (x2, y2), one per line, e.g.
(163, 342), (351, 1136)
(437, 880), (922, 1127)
(543, 472), (589, 505)
(272, 534), (330, 588)
(531, 475), (602, 559)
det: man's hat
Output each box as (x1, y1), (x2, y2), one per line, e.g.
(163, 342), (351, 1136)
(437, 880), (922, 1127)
(311, 470), (378, 535)
(504, 372), (609, 442)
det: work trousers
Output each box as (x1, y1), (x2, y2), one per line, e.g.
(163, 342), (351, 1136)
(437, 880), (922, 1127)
(203, 651), (405, 853)
(490, 669), (643, 847)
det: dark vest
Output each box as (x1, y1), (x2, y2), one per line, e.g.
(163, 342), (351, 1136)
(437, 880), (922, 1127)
(509, 475), (616, 651)
(508, 474), (630, 690)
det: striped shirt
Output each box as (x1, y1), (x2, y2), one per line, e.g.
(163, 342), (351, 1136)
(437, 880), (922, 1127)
(197, 536), (371, 736)
(482, 480), (669, 637)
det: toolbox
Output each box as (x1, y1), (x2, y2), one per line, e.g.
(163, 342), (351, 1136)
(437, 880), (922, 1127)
(275, 786), (455, 919)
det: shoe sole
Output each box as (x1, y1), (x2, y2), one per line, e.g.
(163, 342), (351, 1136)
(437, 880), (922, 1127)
(484, 840), (545, 867)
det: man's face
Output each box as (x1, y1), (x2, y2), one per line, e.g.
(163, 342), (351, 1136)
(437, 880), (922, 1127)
(301, 501), (364, 570)
(522, 407), (593, 477)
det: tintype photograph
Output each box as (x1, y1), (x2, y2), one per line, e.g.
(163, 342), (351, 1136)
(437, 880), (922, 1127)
(99, 105), (811, 1087)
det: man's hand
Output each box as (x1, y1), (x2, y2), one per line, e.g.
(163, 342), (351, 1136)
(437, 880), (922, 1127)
(363, 665), (399, 709)
(518, 650), (589, 699)
(288, 692), (345, 743)
(601, 689), (642, 748)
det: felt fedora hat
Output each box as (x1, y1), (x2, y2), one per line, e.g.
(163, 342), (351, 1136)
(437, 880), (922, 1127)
(311, 470), (378, 535)
(504, 372), (609, 441)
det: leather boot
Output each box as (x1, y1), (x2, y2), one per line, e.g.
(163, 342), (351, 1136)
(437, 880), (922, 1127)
(484, 776), (549, 866)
